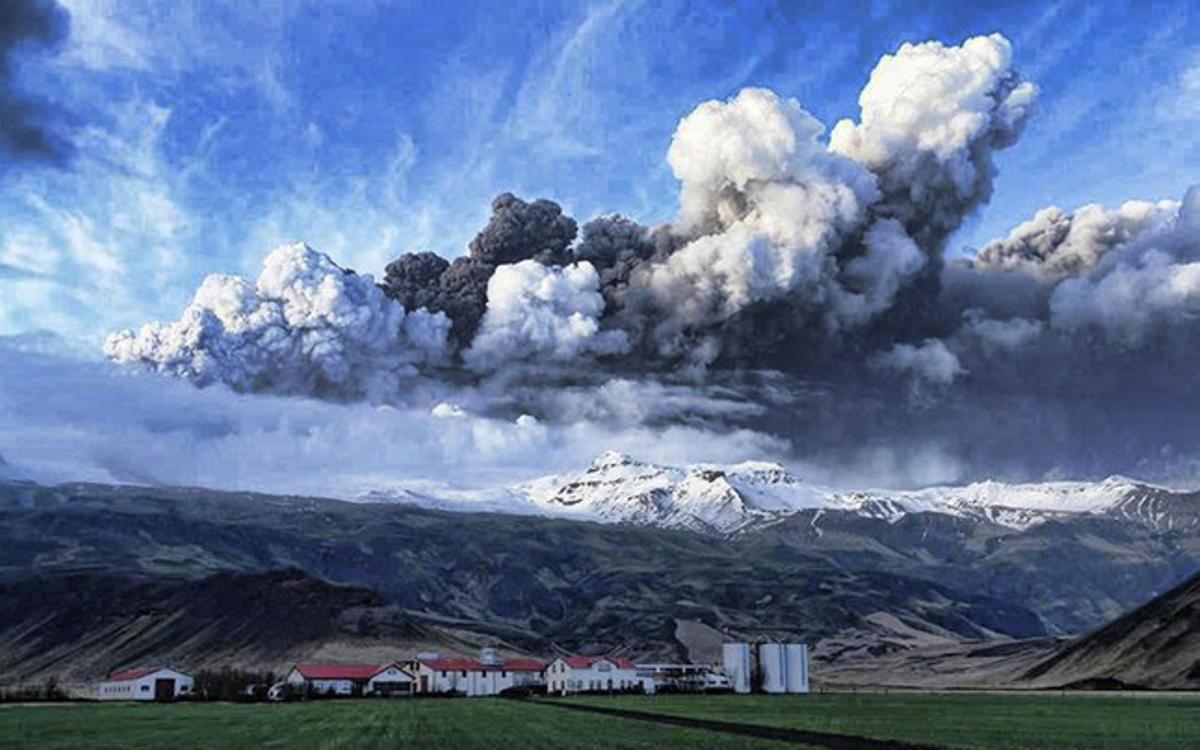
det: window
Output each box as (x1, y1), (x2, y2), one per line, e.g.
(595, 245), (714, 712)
(501, 671), (507, 678)
(440, 671), (447, 677)
(460, 670), (467, 677)
(140, 685), (149, 692)
(482, 671), (488, 678)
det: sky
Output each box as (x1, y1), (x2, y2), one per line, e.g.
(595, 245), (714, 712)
(2, 0), (1198, 341)
(3, 0), (1200, 497)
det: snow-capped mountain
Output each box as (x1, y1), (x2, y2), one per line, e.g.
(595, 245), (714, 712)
(517, 450), (841, 534)
(363, 450), (1194, 536)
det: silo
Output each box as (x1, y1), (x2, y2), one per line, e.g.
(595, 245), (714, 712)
(784, 643), (809, 693)
(721, 643), (751, 694)
(757, 643), (786, 694)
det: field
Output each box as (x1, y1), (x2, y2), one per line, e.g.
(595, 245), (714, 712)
(2, 692), (1199, 749)
(569, 691), (1200, 749)
(0, 699), (800, 750)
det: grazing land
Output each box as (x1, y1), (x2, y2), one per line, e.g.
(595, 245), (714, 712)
(567, 692), (1200, 749)
(0, 699), (802, 750)
(5, 692), (1200, 749)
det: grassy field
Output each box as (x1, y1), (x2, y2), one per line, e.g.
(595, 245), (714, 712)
(0, 699), (802, 750)
(4, 692), (1199, 749)
(568, 691), (1200, 749)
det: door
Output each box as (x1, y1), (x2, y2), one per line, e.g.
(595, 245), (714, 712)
(419, 675), (428, 693)
(154, 679), (175, 701)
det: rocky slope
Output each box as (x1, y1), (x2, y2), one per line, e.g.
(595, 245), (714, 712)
(1019, 569), (1200, 689)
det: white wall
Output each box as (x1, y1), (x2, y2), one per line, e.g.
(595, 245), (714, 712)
(99, 669), (193, 701)
(547, 660), (641, 694)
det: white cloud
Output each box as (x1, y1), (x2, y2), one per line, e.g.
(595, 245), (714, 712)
(465, 260), (629, 370)
(104, 242), (451, 400)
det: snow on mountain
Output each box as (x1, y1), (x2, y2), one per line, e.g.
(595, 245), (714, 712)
(516, 450), (843, 534)
(363, 451), (1187, 536)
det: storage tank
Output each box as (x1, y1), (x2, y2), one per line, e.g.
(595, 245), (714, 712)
(757, 643), (786, 694)
(784, 643), (809, 693)
(721, 643), (751, 694)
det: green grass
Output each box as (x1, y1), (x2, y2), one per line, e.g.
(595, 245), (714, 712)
(567, 691), (1200, 749)
(0, 699), (801, 750)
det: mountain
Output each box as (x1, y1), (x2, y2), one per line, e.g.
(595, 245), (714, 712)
(517, 451), (835, 535)
(497, 452), (1194, 536)
(0, 479), (1044, 687)
(3, 465), (1199, 689)
(1019, 569), (1200, 689)
(499, 453), (1200, 635)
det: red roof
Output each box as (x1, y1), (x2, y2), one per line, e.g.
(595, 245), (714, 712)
(558, 655), (636, 670)
(419, 658), (487, 672)
(295, 664), (386, 680)
(108, 668), (158, 682)
(561, 655), (598, 669)
(502, 658), (547, 672)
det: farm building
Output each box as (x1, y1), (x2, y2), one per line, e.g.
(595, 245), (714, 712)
(284, 663), (414, 696)
(408, 652), (547, 696)
(99, 667), (193, 701)
(501, 658), (548, 688)
(545, 656), (643, 695)
(635, 663), (730, 693)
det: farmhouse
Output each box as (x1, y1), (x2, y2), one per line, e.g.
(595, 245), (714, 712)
(546, 655), (642, 695)
(285, 663), (414, 696)
(408, 653), (547, 696)
(99, 667), (193, 701)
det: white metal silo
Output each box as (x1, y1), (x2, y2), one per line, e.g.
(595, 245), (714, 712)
(757, 643), (786, 694)
(722, 643), (751, 694)
(784, 643), (809, 693)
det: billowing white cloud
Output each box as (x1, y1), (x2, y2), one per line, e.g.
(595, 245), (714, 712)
(830, 33), (1037, 240)
(105, 242), (451, 399)
(465, 260), (628, 370)
(632, 87), (883, 353)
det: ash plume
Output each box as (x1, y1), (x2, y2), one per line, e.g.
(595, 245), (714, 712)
(104, 33), (1200, 484)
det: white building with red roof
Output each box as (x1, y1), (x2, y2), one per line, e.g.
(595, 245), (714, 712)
(99, 667), (193, 701)
(545, 655), (644, 695)
(408, 652), (547, 696)
(285, 663), (413, 696)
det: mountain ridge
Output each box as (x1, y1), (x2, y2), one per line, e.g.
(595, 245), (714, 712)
(366, 451), (1192, 537)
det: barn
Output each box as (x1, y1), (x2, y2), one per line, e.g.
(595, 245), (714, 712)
(99, 667), (194, 701)
(285, 663), (414, 697)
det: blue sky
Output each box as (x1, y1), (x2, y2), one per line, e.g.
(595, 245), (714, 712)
(2, 0), (1198, 343)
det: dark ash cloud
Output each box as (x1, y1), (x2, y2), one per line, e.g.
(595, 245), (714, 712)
(0, 0), (71, 165)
